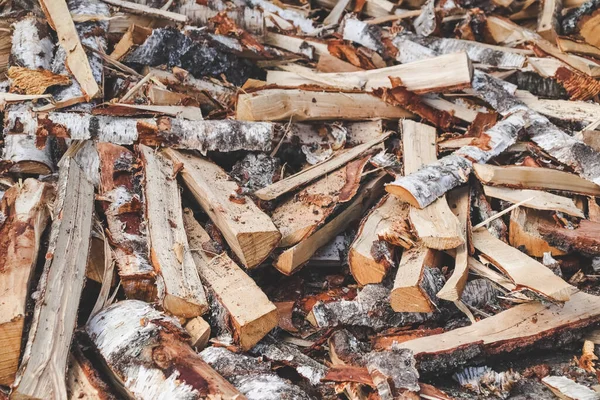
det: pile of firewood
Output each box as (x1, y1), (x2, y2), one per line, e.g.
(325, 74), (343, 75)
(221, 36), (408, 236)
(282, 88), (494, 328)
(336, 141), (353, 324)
(3, 0), (600, 398)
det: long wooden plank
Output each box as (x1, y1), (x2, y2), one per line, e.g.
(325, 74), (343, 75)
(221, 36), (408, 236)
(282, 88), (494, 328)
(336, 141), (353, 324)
(39, 0), (99, 100)
(0, 180), (53, 386)
(164, 150), (281, 268)
(483, 185), (584, 218)
(472, 229), (574, 302)
(255, 133), (389, 201)
(183, 210), (278, 350)
(399, 291), (600, 372)
(266, 52), (473, 93)
(12, 155), (94, 399)
(236, 89), (413, 121)
(473, 164), (600, 196)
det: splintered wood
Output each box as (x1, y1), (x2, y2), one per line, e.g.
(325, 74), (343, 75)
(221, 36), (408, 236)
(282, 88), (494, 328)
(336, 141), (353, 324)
(4, 0), (600, 397)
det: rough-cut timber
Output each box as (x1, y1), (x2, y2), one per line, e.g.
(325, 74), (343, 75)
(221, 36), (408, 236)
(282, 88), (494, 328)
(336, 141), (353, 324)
(255, 134), (388, 201)
(385, 110), (527, 208)
(473, 164), (600, 196)
(402, 120), (463, 250)
(236, 89), (412, 121)
(509, 207), (566, 257)
(349, 195), (413, 286)
(561, 0), (600, 34)
(400, 291), (600, 372)
(200, 347), (311, 399)
(272, 158), (368, 248)
(12, 155), (94, 400)
(537, 0), (562, 41)
(139, 145), (208, 318)
(538, 219), (600, 257)
(39, 0), (99, 100)
(183, 210), (278, 350)
(472, 71), (600, 185)
(100, 0), (188, 22)
(86, 300), (244, 399)
(473, 229), (574, 301)
(542, 376), (600, 400)
(67, 344), (117, 400)
(0, 180), (53, 386)
(97, 143), (155, 301)
(165, 149), (281, 269)
(4, 110), (275, 155)
(266, 52), (473, 93)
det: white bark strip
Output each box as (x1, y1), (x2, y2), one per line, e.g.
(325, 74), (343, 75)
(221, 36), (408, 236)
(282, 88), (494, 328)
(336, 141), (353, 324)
(86, 300), (244, 399)
(4, 109), (275, 154)
(472, 71), (600, 186)
(140, 146), (208, 318)
(12, 155), (95, 400)
(386, 110), (528, 208)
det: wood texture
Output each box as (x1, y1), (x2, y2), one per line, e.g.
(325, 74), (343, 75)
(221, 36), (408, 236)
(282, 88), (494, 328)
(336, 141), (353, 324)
(538, 219), (600, 257)
(473, 229), (574, 302)
(509, 207), (566, 257)
(140, 146), (208, 318)
(483, 185), (584, 217)
(12, 155), (94, 399)
(165, 150), (281, 269)
(183, 210), (278, 350)
(0, 180), (53, 386)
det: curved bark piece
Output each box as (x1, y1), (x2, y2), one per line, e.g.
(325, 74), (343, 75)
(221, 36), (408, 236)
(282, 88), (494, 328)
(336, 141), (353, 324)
(86, 300), (244, 400)
(12, 154), (94, 400)
(0, 179), (53, 386)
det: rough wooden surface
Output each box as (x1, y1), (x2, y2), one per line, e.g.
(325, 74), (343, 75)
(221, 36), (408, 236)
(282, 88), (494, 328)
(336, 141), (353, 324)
(166, 149), (281, 269)
(509, 207), (566, 257)
(12, 156), (94, 400)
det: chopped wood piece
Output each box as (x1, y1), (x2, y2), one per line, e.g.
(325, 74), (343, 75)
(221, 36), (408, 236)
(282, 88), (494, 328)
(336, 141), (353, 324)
(580, 12), (600, 49)
(0, 179), (53, 386)
(509, 207), (566, 257)
(386, 111), (527, 208)
(483, 185), (584, 217)
(94, 104), (203, 121)
(12, 155), (94, 399)
(7, 66), (70, 95)
(140, 146), (208, 317)
(437, 185), (470, 302)
(473, 229), (574, 301)
(561, 0), (600, 35)
(185, 317), (211, 350)
(537, 0), (562, 41)
(538, 219), (600, 257)
(542, 376), (600, 400)
(4, 110), (275, 154)
(86, 300), (243, 399)
(473, 164), (600, 196)
(400, 291), (600, 372)
(200, 346), (311, 399)
(266, 53), (473, 93)
(183, 210), (278, 350)
(255, 133), (388, 201)
(236, 89), (412, 121)
(349, 195), (413, 286)
(557, 37), (600, 59)
(175, 1), (264, 34)
(273, 157), (368, 247)
(275, 173), (387, 274)
(391, 246), (442, 312)
(97, 143), (155, 302)
(165, 150), (280, 269)
(100, 0), (188, 22)
(39, 0), (100, 100)
(402, 120), (463, 250)
(67, 344), (118, 400)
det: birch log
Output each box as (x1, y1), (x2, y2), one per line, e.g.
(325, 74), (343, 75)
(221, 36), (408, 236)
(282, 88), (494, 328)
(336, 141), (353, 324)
(0, 180), (53, 386)
(385, 110), (528, 208)
(139, 145), (208, 318)
(4, 110), (275, 154)
(12, 155), (94, 400)
(472, 71), (600, 186)
(97, 143), (155, 301)
(183, 210), (278, 350)
(86, 300), (244, 399)
(165, 150), (281, 269)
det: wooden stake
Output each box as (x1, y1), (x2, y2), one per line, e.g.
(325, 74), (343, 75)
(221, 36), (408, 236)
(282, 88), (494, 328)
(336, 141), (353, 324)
(139, 146), (208, 318)
(165, 150), (281, 269)
(39, 0), (100, 100)
(183, 210), (278, 350)
(12, 154), (94, 399)
(0, 180), (53, 386)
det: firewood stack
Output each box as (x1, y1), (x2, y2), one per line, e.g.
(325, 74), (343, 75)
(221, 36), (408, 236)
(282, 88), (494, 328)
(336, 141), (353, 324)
(3, 0), (600, 397)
